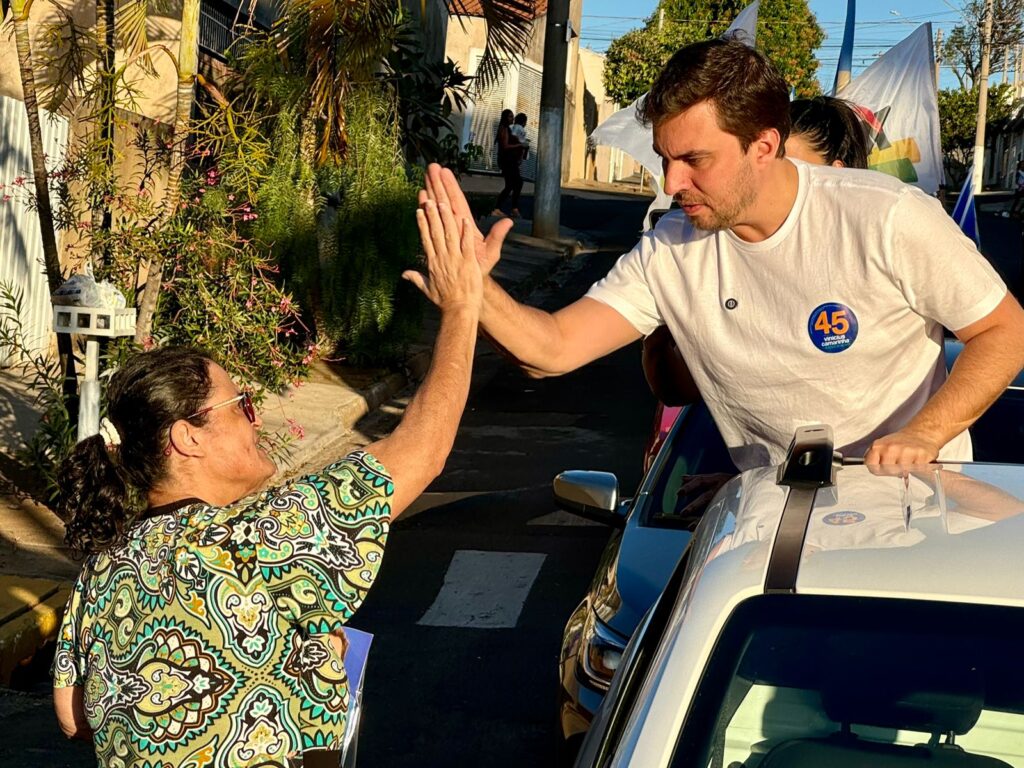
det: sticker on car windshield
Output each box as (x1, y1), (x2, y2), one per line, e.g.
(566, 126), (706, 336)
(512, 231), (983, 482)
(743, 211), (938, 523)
(823, 510), (866, 526)
(808, 302), (859, 353)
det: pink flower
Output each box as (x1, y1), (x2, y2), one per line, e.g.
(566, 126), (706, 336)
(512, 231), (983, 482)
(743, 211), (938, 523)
(142, 336), (156, 352)
(286, 418), (306, 440)
(2, 195), (10, 203)
(13, 176), (25, 186)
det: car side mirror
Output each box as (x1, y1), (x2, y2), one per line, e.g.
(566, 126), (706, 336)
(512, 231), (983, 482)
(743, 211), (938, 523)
(553, 471), (626, 528)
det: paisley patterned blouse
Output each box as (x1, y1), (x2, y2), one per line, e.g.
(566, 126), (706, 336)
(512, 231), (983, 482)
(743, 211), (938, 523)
(53, 451), (392, 768)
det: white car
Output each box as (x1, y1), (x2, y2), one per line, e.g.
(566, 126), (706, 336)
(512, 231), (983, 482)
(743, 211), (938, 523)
(575, 425), (1024, 768)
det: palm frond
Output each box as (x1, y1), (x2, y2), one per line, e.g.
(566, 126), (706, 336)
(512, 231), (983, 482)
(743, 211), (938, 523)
(117, 0), (155, 73)
(273, 0), (398, 164)
(447, 0), (534, 92)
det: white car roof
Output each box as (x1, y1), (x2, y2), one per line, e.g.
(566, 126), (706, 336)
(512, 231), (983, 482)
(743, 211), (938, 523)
(611, 459), (1024, 767)
(696, 462), (1024, 609)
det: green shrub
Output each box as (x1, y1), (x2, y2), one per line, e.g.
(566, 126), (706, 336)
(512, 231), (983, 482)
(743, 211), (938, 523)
(325, 86), (422, 364)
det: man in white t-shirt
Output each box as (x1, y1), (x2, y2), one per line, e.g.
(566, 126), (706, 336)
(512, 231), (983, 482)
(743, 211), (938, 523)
(406, 38), (1024, 470)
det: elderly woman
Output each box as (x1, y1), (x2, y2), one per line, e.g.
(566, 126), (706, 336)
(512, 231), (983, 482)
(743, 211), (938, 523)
(53, 202), (480, 767)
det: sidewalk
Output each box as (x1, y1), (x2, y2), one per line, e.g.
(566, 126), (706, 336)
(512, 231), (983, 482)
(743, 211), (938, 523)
(0, 214), (580, 682)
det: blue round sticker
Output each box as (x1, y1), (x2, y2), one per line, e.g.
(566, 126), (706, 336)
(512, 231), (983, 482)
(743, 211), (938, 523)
(808, 302), (859, 353)
(823, 511), (866, 526)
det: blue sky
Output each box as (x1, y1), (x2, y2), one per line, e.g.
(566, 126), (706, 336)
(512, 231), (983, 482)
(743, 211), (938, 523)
(579, 0), (968, 91)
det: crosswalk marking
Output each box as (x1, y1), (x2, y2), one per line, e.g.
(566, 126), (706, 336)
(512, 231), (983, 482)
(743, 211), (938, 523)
(418, 550), (547, 629)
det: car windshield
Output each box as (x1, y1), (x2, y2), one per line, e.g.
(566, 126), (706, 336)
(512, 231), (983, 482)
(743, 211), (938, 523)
(643, 403), (737, 529)
(671, 595), (1024, 768)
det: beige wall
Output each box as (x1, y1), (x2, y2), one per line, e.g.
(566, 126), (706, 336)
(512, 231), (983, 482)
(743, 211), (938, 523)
(572, 47), (639, 183)
(445, 1), (641, 185)
(401, 0), (448, 66)
(1, 1), (181, 123)
(1, 1), (186, 273)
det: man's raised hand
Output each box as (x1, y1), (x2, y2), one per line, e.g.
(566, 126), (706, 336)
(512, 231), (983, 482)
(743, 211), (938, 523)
(404, 199), (482, 312)
(421, 163), (514, 277)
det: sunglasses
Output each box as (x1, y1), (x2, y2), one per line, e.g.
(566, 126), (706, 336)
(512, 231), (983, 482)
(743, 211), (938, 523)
(186, 391), (256, 424)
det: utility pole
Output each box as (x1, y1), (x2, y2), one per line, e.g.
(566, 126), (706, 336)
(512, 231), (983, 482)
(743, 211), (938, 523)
(659, 8), (664, 31)
(934, 28), (943, 88)
(1017, 44), (1023, 100)
(533, 0), (571, 240)
(971, 0), (995, 194)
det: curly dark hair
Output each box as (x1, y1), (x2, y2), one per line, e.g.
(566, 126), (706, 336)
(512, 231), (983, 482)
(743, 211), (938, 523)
(58, 347), (214, 556)
(639, 37), (791, 158)
(789, 96), (869, 169)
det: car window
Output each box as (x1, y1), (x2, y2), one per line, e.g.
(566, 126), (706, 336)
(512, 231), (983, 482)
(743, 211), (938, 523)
(670, 595), (1024, 768)
(642, 403), (738, 529)
(970, 389), (1024, 463)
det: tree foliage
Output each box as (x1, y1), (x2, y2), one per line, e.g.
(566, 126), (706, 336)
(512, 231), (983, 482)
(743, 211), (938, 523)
(603, 0), (824, 106)
(942, 0), (1024, 90)
(938, 83), (1016, 169)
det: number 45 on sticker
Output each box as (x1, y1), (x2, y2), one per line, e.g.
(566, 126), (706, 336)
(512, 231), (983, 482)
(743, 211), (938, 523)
(814, 309), (850, 335)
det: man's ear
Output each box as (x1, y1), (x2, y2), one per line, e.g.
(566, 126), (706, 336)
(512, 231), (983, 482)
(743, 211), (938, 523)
(751, 127), (782, 166)
(168, 420), (207, 459)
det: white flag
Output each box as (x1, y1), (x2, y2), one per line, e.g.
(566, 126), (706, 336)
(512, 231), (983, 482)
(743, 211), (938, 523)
(589, 2), (761, 227)
(839, 23), (943, 194)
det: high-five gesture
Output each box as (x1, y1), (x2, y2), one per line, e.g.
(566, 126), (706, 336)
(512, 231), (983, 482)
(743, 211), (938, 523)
(418, 163), (514, 278)
(404, 199), (483, 312)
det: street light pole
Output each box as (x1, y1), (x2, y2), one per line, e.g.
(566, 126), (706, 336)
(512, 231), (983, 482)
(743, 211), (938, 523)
(971, 0), (995, 194)
(533, 0), (571, 240)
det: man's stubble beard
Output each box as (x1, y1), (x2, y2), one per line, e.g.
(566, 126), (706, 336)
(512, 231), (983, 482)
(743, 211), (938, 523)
(679, 157), (758, 232)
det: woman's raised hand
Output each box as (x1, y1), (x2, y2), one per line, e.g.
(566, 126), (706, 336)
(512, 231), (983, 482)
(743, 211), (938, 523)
(419, 163), (513, 277)
(404, 197), (483, 314)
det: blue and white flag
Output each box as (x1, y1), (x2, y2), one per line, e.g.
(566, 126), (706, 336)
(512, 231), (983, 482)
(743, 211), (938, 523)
(832, 0), (856, 94)
(951, 167), (980, 246)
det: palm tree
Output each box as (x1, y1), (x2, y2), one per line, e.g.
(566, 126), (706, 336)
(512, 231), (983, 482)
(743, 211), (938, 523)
(269, 0), (535, 167)
(135, 0), (200, 344)
(135, 0), (535, 340)
(10, 0), (78, 396)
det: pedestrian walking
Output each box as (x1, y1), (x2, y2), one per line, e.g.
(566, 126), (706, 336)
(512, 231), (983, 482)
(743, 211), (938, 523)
(510, 112), (531, 161)
(492, 108), (525, 219)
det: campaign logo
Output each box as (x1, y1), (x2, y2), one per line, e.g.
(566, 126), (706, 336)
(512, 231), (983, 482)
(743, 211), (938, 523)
(823, 510), (866, 526)
(808, 302), (859, 354)
(851, 104), (921, 184)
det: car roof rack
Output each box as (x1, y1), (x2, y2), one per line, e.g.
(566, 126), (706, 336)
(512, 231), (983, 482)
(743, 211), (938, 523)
(766, 425), (838, 593)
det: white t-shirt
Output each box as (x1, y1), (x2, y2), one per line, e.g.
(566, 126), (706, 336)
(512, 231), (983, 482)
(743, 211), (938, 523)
(586, 161), (1006, 470)
(510, 124), (530, 148)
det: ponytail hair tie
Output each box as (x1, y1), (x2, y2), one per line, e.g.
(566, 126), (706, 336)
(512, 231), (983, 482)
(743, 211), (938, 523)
(99, 417), (122, 450)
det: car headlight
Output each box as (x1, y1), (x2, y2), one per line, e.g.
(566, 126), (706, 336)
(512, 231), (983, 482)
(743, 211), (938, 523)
(578, 608), (626, 691)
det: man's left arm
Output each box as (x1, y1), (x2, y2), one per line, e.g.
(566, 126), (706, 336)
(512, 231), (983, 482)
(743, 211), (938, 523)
(866, 293), (1024, 464)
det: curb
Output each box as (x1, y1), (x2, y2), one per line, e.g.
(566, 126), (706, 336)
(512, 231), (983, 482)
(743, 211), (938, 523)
(272, 348), (434, 479)
(0, 576), (71, 684)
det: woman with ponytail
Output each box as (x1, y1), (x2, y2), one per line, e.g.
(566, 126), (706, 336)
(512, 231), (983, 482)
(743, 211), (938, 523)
(53, 195), (484, 767)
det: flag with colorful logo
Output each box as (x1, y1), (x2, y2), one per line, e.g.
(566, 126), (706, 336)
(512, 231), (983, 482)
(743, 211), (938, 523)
(839, 23), (943, 194)
(588, 1), (761, 227)
(951, 166), (980, 246)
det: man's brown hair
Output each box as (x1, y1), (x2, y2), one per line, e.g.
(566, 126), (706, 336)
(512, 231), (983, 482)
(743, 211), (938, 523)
(640, 37), (791, 157)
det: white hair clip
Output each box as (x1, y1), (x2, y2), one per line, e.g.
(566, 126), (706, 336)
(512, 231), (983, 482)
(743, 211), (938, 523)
(99, 417), (122, 450)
